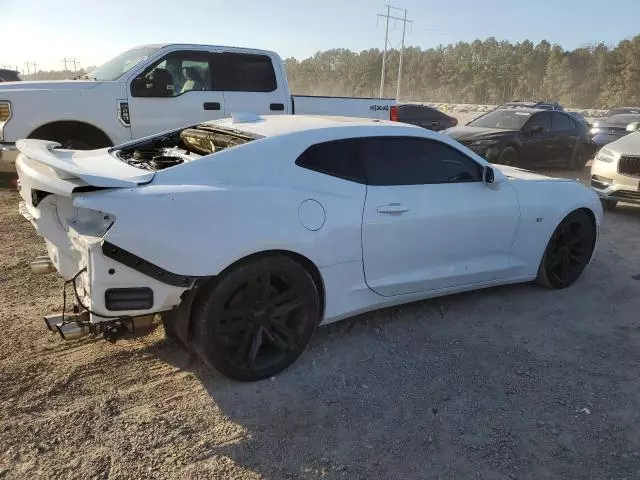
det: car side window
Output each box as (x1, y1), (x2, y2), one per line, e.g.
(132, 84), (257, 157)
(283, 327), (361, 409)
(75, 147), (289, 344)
(295, 139), (365, 184)
(360, 137), (483, 186)
(213, 53), (277, 92)
(551, 113), (572, 131)
(525, 112), (551, 132)
(131, 51), (213, 97)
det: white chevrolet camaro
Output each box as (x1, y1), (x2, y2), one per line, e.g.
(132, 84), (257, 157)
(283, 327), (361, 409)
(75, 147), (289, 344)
(16, 114), (603, 381)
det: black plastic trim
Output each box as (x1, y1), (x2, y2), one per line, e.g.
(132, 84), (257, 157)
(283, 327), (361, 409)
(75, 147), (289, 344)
(102, 241), (203, 287)
(270, 103), (285, 111)
(105, 287), (153, 311)
(203, 102), (221, 111)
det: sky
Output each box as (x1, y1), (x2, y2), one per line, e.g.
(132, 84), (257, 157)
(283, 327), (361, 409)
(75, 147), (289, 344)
(2, 0), (640, 72)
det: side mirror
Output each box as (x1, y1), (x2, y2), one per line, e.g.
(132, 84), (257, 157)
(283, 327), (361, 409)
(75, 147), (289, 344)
(483, 166), (495, 184)
(626, 122), (640, 133)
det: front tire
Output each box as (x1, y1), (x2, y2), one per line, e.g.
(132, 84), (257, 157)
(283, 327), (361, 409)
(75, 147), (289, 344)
(537, 210), (596, 289)
(497, 147), (518, 166)
(192, 255), (321, 381)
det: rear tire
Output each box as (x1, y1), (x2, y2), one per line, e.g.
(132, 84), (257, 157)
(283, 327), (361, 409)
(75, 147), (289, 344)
(498, 147), (518, 166)
(601, 199), (618, 212)
(192, 255), (321, 381)
(537, 210), (596, 289)
(568, 145), (588, 171)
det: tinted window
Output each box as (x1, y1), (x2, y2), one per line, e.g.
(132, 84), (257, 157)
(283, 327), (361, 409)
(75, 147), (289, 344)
(525, 112), (551, 132)
(214, 53), (277, 92)
(398, 105), (441, 122)
(469, 110), (533, 129)
(361, 137), (482, 186)
(551, 113), (572, 131)
(295, 139), (365, 183)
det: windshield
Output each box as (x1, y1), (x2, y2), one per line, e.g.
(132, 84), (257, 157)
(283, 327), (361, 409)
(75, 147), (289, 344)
(468, 109), (533, 130)
(89, 46), (161, 81)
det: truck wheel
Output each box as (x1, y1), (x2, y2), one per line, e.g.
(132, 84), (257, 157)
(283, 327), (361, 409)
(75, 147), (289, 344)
(192, 254), (321, 381)
(568, 145), (588, 170)
(536, 210), (596, 289)
(29, 122), (112, 150)
(498, 147), (518, 166)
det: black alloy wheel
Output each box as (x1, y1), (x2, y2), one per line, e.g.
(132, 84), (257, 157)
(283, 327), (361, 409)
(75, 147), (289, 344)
(537, 210), (596, 289)
(193, 255), (320, 381)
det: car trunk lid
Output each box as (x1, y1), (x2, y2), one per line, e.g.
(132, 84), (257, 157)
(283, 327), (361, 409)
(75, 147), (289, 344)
(15, 139), (154, 203)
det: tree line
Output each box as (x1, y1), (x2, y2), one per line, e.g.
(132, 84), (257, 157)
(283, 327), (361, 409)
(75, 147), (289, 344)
(284, 35), (640, 109)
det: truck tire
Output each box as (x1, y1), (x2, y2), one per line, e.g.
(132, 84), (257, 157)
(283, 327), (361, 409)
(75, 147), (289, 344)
(498, 147), (518, 166)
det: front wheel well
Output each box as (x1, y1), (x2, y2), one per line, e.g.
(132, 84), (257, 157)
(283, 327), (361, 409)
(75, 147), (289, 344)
(28, 121), (113, 149)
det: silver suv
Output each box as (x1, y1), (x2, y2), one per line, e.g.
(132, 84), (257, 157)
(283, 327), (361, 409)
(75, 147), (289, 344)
(590, 122), (640, 210)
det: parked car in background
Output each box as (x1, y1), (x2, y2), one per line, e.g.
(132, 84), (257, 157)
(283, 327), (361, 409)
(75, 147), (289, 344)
(603, 107), (640, 117)
(0, 69), (21, 82)
(590, 122), (640, 211)
(0, 43), (397, 161)
(15, 114), (601, 381)
(397, 103), (457, 131)
(498, 100), (565, 112)
(443, 107), (594, 169)
(567, 111), (589, 127)
(590, 113), (640, 148)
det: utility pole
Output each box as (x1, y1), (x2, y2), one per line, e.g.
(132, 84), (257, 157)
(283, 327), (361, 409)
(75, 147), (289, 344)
(377, 5), (413, 99)
(378, 5), (390, 98)
(396, 8), (408, 100)
(63, 58), (80, 77)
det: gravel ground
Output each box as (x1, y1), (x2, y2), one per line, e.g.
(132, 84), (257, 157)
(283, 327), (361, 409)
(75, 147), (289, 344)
(1, 169), (640, 479)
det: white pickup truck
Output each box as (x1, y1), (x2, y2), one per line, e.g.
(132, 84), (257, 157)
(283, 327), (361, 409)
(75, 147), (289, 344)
(0, 43), (397, 159)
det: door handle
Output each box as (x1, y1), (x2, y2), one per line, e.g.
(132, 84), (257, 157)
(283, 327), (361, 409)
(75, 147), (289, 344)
(203, 102), (221, 111)
(377, 203), (410, 214)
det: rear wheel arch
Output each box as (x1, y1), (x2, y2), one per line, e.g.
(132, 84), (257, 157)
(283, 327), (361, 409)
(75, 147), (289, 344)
(28, 121), (113, 149)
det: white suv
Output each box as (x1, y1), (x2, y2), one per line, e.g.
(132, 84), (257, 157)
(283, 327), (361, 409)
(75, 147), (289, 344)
(590, 122), (640, 211)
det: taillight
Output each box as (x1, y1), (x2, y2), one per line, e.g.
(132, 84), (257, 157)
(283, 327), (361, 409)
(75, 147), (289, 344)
(390, 105), (398, 122)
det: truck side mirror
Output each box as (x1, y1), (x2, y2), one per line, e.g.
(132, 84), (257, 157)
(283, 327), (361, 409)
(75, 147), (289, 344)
(483, 166), (495, 184)
(131, 76), (151, 97)
(626, 122), (640, 133)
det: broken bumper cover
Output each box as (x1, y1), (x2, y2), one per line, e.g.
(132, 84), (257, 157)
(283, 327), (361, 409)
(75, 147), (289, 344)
(19, 199), (193, 322)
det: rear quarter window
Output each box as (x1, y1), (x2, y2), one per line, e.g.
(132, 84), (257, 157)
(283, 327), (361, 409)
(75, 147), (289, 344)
(295, 139), (365, 183)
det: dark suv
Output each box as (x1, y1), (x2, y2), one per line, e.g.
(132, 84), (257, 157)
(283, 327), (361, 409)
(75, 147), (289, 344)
(0, 69), (21, 82)
(498, 100), (564, 112)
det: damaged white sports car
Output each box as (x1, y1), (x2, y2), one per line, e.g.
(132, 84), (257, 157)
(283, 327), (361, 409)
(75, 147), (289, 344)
(16, 114), (602, 381)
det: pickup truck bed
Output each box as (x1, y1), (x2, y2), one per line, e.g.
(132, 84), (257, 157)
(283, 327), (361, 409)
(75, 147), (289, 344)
(292, 95), (396, 120)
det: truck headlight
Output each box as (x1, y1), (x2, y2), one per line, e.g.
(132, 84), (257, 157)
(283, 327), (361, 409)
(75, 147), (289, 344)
(0, 102), (10, 122)
(0, 101), (11, 142)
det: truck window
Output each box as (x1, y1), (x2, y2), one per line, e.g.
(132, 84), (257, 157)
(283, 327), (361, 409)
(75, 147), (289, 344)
(214, 53), (277, 92)
(130, 51), (213, 97)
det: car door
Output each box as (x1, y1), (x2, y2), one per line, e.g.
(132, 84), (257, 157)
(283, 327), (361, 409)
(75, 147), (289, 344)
(551, 112), (578, 164)
(127, 50), (225, 139)
(214, 52), (290, 117)
(519, 112), (554, 165)
(360, 136), (520, 297)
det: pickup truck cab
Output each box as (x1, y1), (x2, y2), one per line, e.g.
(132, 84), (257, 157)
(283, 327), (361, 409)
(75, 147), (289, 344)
(0, 44), (397, 158)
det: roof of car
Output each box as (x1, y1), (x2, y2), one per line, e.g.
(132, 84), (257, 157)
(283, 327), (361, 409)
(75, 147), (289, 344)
(489, 107), (545, 115)
(206, 114), (415, 137)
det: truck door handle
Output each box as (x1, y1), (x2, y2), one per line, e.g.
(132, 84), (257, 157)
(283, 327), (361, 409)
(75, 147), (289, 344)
(270, 103), (285, 111)
(377, 203), (409, 214)
(203, 102), (220, 111)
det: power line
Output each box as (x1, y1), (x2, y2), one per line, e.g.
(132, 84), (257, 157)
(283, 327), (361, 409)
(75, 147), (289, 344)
(377, 5), (413, 99)
(62, 58), (81, 77)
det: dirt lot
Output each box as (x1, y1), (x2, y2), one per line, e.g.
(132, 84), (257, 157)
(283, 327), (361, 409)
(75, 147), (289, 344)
(1, 170), (640, 479)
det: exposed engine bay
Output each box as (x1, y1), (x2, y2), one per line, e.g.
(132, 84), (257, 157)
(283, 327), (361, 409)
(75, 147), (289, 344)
(116, 123), (257, 171)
